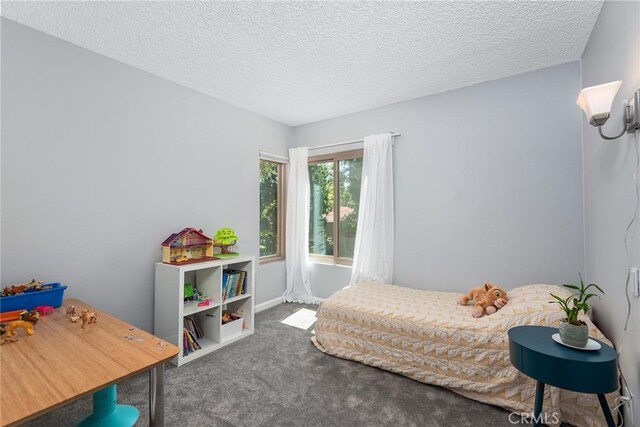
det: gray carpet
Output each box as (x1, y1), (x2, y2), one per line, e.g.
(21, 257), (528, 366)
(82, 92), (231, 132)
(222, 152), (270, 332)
(25, 303), (513, 426)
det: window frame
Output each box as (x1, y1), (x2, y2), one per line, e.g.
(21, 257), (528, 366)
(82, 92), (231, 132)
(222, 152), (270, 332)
(308, 148), (363, 266)
(259, 159), (286, 264)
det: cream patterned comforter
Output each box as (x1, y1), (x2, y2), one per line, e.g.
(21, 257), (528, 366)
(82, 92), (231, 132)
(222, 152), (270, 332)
(312, 283), (618, 427)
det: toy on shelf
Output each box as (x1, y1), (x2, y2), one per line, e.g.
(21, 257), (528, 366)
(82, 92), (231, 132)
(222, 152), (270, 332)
(183, 283), (209, 307)
(162, 228), (217, 265)
(3, 310), (40, 338)
(221, 311), (241, 325)
(34, 305), (54, 316)
(221, 312), (231, 324)
(213, 228), (239, 258)
(184, 284), (196, 301)
(81, 309), (98, 329)
(66, 305), (80, 322)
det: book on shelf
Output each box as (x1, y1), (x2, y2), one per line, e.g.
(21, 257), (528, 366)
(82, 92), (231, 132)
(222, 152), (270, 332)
(182, 316), (203, 355)
(222, 269), (247, 301)
(184, 316), (203, 339)
(183, 328), (201, 354)
(183, 332), (188, 356)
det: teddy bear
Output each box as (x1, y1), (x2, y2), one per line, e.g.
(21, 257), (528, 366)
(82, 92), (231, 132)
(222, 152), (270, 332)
(457, 282), (508, 318)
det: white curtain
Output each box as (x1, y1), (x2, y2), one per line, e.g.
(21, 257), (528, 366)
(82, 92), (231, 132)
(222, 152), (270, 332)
(283, 147), (315, 303)
(350, 133), (394, 285)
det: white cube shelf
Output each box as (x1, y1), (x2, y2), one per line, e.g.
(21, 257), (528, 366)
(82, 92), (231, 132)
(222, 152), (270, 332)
(154, 255), (255, 366)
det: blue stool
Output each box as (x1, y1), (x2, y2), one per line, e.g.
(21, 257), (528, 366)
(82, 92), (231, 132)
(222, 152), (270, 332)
(508, 325), (617, 427)
(76, 384), (139, 427)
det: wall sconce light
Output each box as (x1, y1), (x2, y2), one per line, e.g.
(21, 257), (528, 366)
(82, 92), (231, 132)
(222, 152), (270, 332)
(577, 81), (640, 140)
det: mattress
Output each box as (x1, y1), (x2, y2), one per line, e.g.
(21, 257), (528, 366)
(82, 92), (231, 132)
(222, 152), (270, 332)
(312, 282), (618, 427)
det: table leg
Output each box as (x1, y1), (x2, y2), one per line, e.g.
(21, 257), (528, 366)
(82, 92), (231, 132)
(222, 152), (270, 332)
(533, 381), (545, 427)
(597, 394), (616, 427)
(77, 384), (139, 427)
(149, 363), (165, 427)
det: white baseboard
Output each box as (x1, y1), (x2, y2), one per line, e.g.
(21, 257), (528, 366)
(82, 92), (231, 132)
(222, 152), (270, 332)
(255, 296), (325, 312)
(255, 297), (283, 313)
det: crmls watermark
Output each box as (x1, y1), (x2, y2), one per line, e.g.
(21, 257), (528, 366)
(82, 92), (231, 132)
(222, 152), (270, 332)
(508, 411), (560, 425)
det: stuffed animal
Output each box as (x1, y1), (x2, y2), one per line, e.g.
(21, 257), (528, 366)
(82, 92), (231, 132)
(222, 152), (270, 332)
(457, 283), (508, 318)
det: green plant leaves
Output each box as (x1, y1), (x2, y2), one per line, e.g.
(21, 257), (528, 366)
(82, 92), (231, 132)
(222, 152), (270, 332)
(584, 283), (605, 294)
(551, 274), (604, 324)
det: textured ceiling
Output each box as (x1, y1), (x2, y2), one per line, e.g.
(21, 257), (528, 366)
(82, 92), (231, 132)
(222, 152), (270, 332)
(2, 1), (603, 126)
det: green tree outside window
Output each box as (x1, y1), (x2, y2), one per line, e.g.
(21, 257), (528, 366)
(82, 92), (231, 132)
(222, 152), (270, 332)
(259, 160), (280, 257)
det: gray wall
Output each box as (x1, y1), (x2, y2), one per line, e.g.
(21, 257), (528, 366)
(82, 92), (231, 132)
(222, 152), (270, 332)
(9, 15), (637, 420)
(581, 1), (640, 424)
(293, 61), (585, 299)
(1, 19), (289, 330)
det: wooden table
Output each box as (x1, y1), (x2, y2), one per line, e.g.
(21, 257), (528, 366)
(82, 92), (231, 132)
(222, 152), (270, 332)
(1, 298), (179, 426)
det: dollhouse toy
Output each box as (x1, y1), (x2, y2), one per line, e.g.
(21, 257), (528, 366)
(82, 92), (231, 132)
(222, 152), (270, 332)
(162, 228), (216, 265)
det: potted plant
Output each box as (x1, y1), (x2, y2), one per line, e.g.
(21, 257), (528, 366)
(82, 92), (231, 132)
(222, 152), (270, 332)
(549, 274), (604, 347)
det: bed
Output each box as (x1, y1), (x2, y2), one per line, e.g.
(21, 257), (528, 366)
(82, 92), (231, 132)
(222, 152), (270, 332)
(312, 283), (618, 427)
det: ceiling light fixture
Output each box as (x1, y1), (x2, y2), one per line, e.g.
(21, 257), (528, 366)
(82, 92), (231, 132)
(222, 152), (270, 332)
(577, 81), (640, 140)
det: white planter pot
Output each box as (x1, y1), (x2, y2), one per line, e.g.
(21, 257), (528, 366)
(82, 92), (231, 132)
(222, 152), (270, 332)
(558, 320), (589, 347)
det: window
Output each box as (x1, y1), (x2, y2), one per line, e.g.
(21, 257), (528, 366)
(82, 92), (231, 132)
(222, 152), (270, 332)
(259, 159), (285, 262)
(308, 149), (363, 264)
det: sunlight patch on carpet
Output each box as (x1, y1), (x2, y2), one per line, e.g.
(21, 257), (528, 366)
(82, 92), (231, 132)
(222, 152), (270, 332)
(281, 308), (317, 330)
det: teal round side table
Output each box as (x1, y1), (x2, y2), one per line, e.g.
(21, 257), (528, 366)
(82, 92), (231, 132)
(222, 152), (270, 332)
(508, 325), (617, 427)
